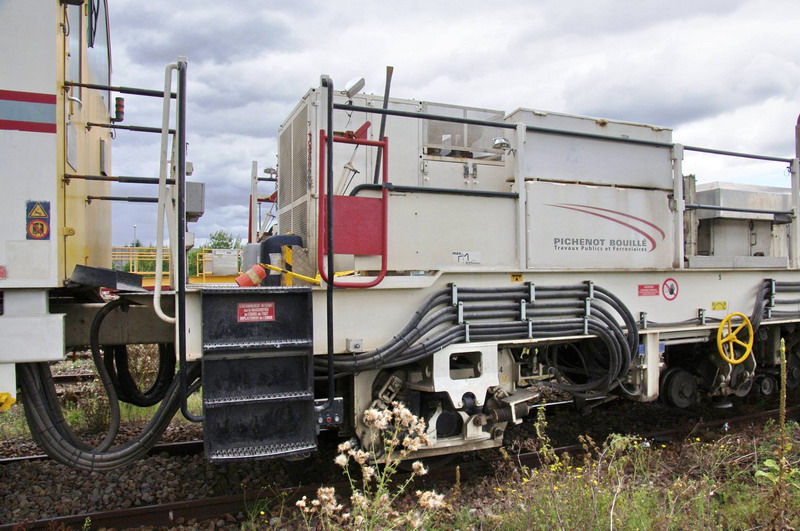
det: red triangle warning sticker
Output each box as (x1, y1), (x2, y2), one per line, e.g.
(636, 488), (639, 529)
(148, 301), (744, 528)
(28, 203), (48, 218)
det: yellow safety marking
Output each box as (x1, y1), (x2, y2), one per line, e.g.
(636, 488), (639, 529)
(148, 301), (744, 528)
(282, 245), (294, 287)
(261, 263), (320, 285)
(0, 392), (16, 412)
(716, 312), (754, 365)
(28, 202), (48, 218)
(511, 274), (523, 282)
(711, 301), (728, 311)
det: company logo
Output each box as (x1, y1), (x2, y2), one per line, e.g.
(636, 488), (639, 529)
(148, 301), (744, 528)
(548, 204), (666, 252)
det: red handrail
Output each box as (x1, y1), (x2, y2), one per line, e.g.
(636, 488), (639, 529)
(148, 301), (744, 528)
(317, 131), (389, 288)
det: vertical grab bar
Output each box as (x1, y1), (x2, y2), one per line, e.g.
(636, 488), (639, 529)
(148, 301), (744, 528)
(317, 75), (336, 413)
(153, 62), (178, 324)
(175, 58), (201, 422)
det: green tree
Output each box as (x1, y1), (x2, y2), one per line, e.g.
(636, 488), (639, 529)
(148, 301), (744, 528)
(188, 247), (202, 276)
(207, 230), (242, 249)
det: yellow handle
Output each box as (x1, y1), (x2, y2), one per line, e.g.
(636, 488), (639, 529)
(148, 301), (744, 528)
(260, 263), (321, 285)
(716, 312), (754, 365)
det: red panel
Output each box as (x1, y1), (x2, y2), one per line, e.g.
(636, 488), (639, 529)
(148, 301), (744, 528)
(0, 90), (57, 104)
(331, 195), (383, 255)
(0, 120), (56, 133)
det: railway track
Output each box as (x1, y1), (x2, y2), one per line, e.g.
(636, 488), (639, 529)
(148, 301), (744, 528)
(3, 405), (797, 531)
(50, 372), (97, 385)
(0, 439), (204, 466)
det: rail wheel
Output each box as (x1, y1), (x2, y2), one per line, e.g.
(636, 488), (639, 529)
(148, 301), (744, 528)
(662, 368), (698, 409)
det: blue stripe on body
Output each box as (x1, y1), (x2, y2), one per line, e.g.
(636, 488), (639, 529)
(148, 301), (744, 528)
(0, 100), (56, 124)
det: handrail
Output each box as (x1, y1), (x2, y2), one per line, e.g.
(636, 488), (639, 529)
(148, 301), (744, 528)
(86, 195), (157, 203)
(335, 102), (795, 162)
(86, 122), (175, 134)
(65, 173), (175, 185)
(111, 247), (242, 280)
(685, 203), (794, 216)
(683, 145), (793, 163)
(64, 80), (177, 99)
(153, 62), (179, 325)
(316, 131), (389, 288)
(175, 58), (201, 423)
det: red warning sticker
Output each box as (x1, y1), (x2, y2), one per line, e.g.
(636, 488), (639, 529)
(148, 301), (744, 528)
(638, 284), (659, 296)
(662, 278), (679, 301)
(237, 302), (275, 323)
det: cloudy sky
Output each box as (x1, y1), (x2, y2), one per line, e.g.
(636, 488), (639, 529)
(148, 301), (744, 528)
(107, 0), (800, 246)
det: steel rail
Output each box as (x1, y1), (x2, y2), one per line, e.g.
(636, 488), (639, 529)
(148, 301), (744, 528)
(0, 440), (203, 466)
(51, 372), (96, 384)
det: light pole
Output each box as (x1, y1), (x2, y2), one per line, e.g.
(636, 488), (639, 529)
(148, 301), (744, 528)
(133, 224), (138, 272)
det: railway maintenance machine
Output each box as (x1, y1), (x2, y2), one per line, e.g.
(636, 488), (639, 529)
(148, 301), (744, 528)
(2, 0), (800, 471)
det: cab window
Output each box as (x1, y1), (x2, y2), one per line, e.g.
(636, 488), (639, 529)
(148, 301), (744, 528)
(87, 0), (111, 109)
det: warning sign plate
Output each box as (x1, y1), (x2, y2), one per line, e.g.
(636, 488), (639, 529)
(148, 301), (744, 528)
(638, 284), (659, 296)
(237, 302), (275, 323)
(26, 200), (50, 241)
(28, 202), (49, 218)
(27, 219), (49, 239)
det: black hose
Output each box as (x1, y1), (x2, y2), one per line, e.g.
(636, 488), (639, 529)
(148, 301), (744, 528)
(93, 299), (177, 407)
(110, 344), (176, 407)
(17, 362), (201, 471)
(88, 300), (125, 451)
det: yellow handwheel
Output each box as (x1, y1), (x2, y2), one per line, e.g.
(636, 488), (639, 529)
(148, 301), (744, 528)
(716, 312), (754, 365)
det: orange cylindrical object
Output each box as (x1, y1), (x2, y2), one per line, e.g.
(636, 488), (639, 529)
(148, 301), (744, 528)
(235, 264), (267, 287)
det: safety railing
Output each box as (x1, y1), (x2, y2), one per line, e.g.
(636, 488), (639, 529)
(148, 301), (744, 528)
(112, 246), (242, 283)
(111, 246), (169, 275)
(330, 101), (800, 268)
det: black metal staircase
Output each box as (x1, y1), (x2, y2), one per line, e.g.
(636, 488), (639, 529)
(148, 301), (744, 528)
(200, 286), (316, 461)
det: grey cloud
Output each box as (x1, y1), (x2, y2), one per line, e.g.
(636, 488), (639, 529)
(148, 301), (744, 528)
(112, 4), (293, 68)
(527, 0), (751, 40)
(565, 60), (797, 128)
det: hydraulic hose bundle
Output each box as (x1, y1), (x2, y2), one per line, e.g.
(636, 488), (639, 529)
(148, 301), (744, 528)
(18, 362), (200, 471)
(761, 280), (800, 322)
(17, 298), (192, 472)
(315, 282), (638, 398)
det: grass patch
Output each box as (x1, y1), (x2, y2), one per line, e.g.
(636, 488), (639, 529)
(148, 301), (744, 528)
(0, 401), (29, 438)
(455, 408), (800, 530)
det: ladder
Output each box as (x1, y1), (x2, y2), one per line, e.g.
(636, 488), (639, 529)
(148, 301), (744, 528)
(200, 286), (317, 460)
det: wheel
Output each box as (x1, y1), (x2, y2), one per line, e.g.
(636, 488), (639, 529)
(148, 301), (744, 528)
(663, 369), (698, 409)
(756, 374), (776, 396)
(787, 354), (800, 390)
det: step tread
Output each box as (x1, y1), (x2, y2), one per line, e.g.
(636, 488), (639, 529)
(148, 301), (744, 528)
(204, 390), (314, 407)
(208, 440), (317, 460)
(203, 338), (312, 352)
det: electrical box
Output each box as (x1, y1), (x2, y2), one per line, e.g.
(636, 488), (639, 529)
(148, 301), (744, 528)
(691, 182), (790, 268)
